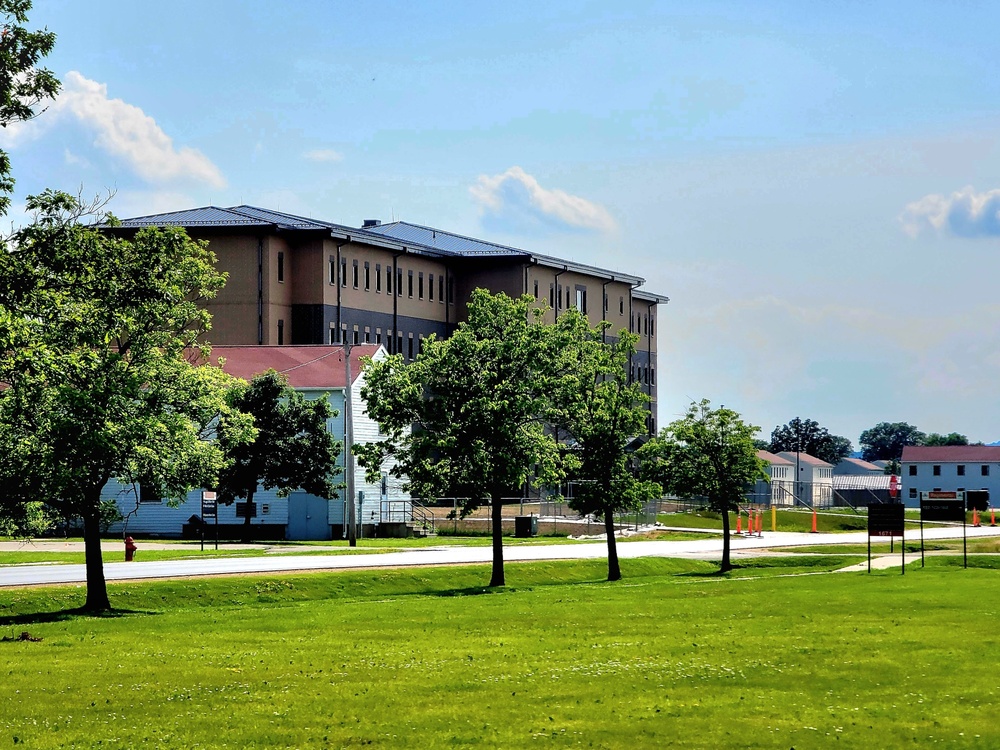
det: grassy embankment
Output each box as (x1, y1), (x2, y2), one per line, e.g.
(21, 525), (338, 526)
(1, 555), (998, 748)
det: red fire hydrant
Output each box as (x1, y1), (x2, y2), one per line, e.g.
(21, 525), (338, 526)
(124, 536), (137, 562)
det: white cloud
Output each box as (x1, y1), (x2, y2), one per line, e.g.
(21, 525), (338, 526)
(0, 71), (225, 189)
(469, 166), (616, 234)
(303, 148), (343, 163)
(900, 186), (1000, 238)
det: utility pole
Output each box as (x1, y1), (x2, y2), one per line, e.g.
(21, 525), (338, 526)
(344, 343), (357, 547)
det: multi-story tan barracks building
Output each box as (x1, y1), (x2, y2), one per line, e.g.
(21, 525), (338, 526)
(114, 205), (668, 432)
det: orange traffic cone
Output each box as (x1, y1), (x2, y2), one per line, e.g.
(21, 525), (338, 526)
(991, 507), (996, 527)
(736, 513), (742, 534)
(973, 508), (981, 527)
(811, 510), (818, 533)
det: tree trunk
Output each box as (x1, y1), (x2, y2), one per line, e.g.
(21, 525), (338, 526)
(488, 492), (505, 587)
(82, 489), (111, 613)
(719, 500), (733, 573)
(241, 490), (255, 544)
(604, 507), (621, 582)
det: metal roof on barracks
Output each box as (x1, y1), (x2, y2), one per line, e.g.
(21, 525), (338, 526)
(115, 205), (661, 292)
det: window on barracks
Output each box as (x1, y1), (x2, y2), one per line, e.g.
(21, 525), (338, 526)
(329, 257), (336, 285)
(533, 279), (539, 299)
(277, 319), (284, 345)
(933, 465), (941, 476)
(408, 270), (414, 298)
(386, 265), (392, 294)
(352, 260), (359, 289)
(958, 465), (966, 476)
(277, 252), (285, 283)
(397, 268), (403, 296)
(908, 465), (917, 476)
(619, 296), (624, 315)
(364, 262), (370, 291)
(376, 264), (382, 293)
(341, 258), (347, 287)
(429, 273), (435, 301)
(983, 465), (991, 476)
(418, 272), (424, 299)
(549, 284), (555, 308)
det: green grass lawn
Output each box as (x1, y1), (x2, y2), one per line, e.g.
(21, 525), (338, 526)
(1, 555), (998, 748)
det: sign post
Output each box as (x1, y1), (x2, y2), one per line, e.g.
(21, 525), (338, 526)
(868, 503), (905, 574)
(201, 490), (218, 551)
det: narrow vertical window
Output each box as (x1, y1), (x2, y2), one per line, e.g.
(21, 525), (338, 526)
(397, 268), (403, 297)
(277, 252), (285, 282)
(353, 326), (359, 345)
(386, 266), (393, 294)
(408, 270), (414, 298)
(407, 334), (414, 360)
(429, 273), (435, 301)
(533, 280), (539, 299)
(549, 284), (555, 308)
(418, 272), (424, 299)
(364, 261), (370, 291)
(277, 319), (284, 345)
(619, 296), (624, 315)
(376, 263), (382, 293)
(352, 260), (359, 289)
(341, 258), (347, 287)
(329, 256), (336, 285)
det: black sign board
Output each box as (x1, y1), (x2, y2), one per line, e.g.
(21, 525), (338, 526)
(921, 498), (965, 522)
(967, 490), (990, 512)
(236, 501), (257, 518)
(868, 503), (905, 537)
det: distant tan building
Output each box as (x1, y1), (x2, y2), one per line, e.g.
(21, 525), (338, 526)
(113, 206), (669, 432)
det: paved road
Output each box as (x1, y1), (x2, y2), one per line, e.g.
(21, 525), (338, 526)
(2, 524), (998, 588)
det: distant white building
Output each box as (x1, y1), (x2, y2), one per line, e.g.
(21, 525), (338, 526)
(833, 457), (884, 476)
(776, 452), (834, 507)
(752, 450), (795, 505)
(900, 445), (1000, 509)
(108, 344), (411, 540)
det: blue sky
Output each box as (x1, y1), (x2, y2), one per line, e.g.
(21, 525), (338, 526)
(6, 1), (1000, 446)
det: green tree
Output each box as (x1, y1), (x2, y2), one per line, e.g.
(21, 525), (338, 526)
(639, 400), (767, 573)
(216, 370), (343, 542)
(922, 432), (969, 447)
(358, 289), (563, 587)
(769, 417), (852, 465)
(549, 309), (661, 581)
(0, 191), (248, 612)
(0, 0), (59, 214)
(859, 422), (926, 462)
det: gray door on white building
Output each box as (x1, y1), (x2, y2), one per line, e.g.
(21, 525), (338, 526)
(286, 493), (331, 540)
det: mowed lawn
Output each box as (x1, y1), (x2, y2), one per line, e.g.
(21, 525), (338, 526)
(1, 557), (997, 748)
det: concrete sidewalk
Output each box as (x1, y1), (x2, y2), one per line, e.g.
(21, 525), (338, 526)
(4, 522), (999, 588)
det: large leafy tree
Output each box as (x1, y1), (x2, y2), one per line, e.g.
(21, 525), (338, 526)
(0, 0), (59, 214)
(859, 422), (926, 462)
(358, 289), (563, 587)
(549, 309), (661, 581)
(0, 191), (247, 612)
(215, 370), (343, 542)
(768, 417), (852, 465)
(639, 400), (767, 573)
(922, 432), (969, 447)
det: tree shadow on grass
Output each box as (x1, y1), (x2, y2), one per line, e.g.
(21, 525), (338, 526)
(0, 607), (158, 628)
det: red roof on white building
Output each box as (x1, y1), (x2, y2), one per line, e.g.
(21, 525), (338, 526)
(757, 449), (794, 465)
(901, 445), (1000, 463)
(209, 345), (382, 388)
